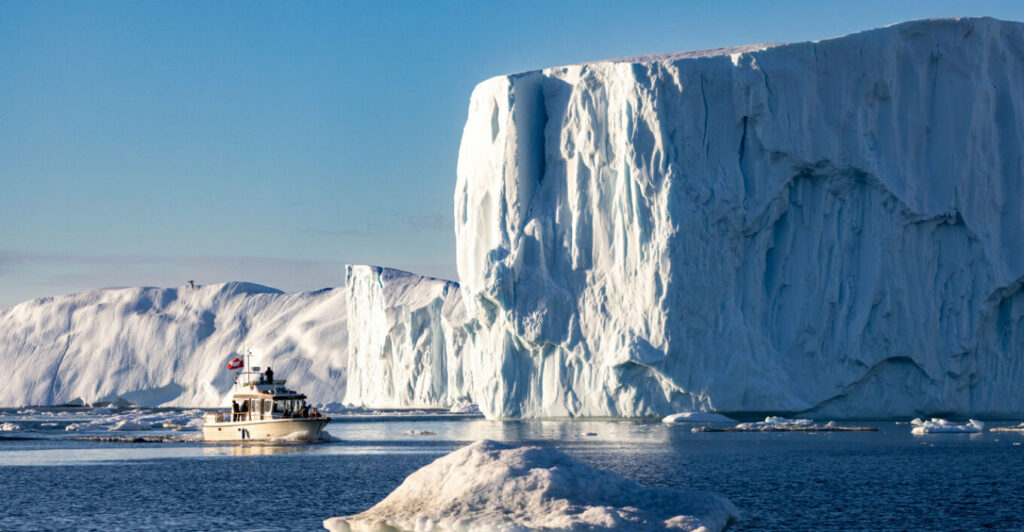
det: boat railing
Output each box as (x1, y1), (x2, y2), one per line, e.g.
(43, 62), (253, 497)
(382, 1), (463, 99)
(205, 411), (328, 423)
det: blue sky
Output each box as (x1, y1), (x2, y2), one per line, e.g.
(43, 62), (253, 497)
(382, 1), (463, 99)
(2, 1), (1023, 308)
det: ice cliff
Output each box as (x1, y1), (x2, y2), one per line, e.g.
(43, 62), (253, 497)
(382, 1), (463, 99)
(0, 282), (347, 407)
(453, 17), (1024, 418)
(343, 265), (468, 409)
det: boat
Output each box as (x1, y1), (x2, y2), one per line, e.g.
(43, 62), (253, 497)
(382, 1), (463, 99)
(203, 352), (330, 443)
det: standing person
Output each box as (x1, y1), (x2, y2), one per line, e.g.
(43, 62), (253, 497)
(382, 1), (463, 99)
(265, 366), (274, 384)
(231, 400), (239, 421)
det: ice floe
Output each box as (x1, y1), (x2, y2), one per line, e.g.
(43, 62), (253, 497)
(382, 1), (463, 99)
(662, 412), (736, 423)
(990, 422), (1024, 432)
(0, 422), (20, 431)
(323, 439), (738, 532)
(910, 418), (985, 434)
(692, 417), (876, 432)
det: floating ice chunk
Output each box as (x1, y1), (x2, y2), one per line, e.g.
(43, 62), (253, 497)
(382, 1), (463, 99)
(990, 422), (1024, 432)
(404, 429), (437, 436)
(65, 424), (82, 432)
(910, 418), (985, 434)
(662, 412), (736, 423)
(0, 422), (20, 431)
(693, 417), (876, 432)
(735, 417), (814, 430)
(109, 420), (152, 431)
(323, 440), (738, 532)
(448, 401), (481, 415)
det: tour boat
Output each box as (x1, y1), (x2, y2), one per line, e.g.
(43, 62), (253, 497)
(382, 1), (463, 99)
(203, 352), (330, 442)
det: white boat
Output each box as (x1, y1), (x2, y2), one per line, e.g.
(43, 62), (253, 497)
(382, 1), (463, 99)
(203, 352), (330, 443)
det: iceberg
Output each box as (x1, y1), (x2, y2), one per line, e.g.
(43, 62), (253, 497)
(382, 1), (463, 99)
(0, 422), (20, 431)
(342, 266), (469, 410)
(323, 439), (738, 532)
(453, 17), (1024, 418)
(910, 418), (985, 434)
(0, 282), (347, 407)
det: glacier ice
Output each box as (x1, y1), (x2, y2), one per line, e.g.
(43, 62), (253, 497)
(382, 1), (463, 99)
(342, 265), (469, 409)
(323, 439), (739, 532)
(0, 282), (347, 408)
(3, 18), (1024, 422)
(453, 17), (1024, 418)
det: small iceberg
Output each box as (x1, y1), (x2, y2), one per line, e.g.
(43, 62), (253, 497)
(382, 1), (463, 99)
(990, 422), (1024, 432)
(0, 422), (20, 431)
(323, 440), (738, 532)
(662, 412), (736, 423)
(910, 418), (984, 434)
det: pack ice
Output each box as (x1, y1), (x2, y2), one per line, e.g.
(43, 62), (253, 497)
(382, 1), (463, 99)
(452, 17), (1024, 418)
(0, 282), (347, 407)
(323, 439), (738, 532)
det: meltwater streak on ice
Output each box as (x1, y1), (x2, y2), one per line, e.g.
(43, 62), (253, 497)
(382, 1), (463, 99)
(452, 17), (1024, 418)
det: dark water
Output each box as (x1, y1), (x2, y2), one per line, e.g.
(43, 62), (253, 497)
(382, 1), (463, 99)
(1, 408), (1022, 531)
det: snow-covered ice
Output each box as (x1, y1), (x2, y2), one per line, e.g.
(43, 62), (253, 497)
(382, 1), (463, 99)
(323, 439), (738, 532)
(663, 412), (736, 423)
(0, 282), (347, 408)
(910, 418), (985, 434)
(452, 17), (1024, 418)
(343, 265), (467, 410)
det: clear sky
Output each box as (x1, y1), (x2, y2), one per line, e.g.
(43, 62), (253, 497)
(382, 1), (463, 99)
(3, 0), (1023, 308)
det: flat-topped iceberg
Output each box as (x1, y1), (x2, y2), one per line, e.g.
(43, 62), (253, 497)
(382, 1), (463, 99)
(910, 418), (985, 434)
(323, 440), (738, 532)
(453, 17), (1024, 418)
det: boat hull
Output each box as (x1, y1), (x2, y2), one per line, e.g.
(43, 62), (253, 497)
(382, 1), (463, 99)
(202, 418), (330, 443)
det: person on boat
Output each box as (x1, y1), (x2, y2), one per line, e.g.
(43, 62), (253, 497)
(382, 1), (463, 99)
(239, 400), (249, 420)
(231, 400), (239, 421)
(300, 402), (309, 418)
(265, 366), (274, 384)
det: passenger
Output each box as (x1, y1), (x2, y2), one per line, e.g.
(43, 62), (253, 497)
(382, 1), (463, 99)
(232, 400), (239, 421)
(265, 367), (274, 383)
(312, 407), (319, 418)
(240, 400), (249, 420)
(300, 403), (309, 418)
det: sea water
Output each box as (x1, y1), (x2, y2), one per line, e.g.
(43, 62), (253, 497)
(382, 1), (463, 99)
(0, 408), (1022, 530)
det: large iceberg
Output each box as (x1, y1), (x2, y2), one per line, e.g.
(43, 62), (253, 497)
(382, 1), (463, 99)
(0, 282), (347, 407)
(453, 17), (1024, 418)
(323, 439), (738, 532)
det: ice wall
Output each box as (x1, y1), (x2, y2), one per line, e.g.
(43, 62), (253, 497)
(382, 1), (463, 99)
(343, 265), (469, 409)
(0, 282), (347, 407)
(454, 17), (1024, 418)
